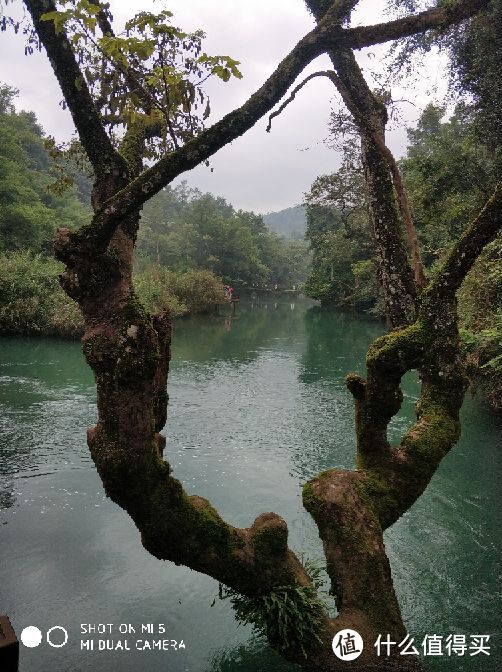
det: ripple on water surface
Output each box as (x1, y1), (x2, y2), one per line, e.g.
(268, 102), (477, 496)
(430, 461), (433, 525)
(1, 304), (501, 672)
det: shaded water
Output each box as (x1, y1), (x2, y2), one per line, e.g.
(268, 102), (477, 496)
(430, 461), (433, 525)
(0, 297), (501, 671)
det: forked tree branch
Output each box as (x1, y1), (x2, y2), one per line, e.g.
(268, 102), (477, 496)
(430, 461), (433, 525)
(303, 183), (502, 670)
(114, 0), (491, 217)
(30, 0), (490, 259)
(266, 68), (427, 288)
(325, 47), (419, 325)
(25, 1), (494, 669)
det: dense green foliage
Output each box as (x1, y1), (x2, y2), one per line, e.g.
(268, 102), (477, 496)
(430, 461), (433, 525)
(400, 104), (497, 265)
(303, 141), (382, 312)
(0, 251), (224, 336)
(403, 105), (501, 408)
(0, 86), (310, 338)
(304, 105), (501, 407)
(37, 2), (243, 160)
(304, 0), (502, 411)
(451, 0), (502, 165)
(0, 84), (90, 252)
(137, 182), (310, 288)
(0, 251), (82, 336)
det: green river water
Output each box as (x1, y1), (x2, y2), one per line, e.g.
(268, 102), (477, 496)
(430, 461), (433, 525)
(0, 296), (501, 672)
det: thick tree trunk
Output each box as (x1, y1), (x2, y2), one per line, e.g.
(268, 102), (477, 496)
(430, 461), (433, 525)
(27, 0), (498, 666)
(54, 172), (339, 667)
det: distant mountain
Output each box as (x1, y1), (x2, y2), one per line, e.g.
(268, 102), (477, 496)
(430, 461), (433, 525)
(263, 205), (306, 239)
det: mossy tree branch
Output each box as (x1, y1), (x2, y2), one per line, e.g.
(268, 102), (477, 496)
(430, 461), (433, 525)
(29, 0), (490, 263)
(342, 0), (491, 50)
(325, 46), (419, 327)
(291, 3), (499, 668)
(267, 67), (427, 288)
(23, 0), (495, 669)
(303, 181), (502, 669)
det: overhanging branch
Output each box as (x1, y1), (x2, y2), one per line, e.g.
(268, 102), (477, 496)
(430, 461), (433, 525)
(342, 0), (491, 50)
(125, 0), (489, 250)
(427, 181), (502, 303)
(58, 14), (344, 256)
(266, 70), (337, 133)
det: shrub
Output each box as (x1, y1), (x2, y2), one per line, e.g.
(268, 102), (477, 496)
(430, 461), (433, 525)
(0, 250), (82, 335)
(0, 252), (224, 336)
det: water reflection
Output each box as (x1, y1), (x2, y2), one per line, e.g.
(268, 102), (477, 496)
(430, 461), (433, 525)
(287, 307), (383, 481)
(172, 298), (309, 366)
(300, 306), (382, 385)
(0, 300), (501, 672)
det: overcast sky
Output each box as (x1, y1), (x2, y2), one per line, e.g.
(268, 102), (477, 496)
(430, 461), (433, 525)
(0, 1), (449, 213)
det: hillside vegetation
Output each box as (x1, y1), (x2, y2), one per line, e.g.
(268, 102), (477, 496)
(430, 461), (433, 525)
(0, 84), (310, 337)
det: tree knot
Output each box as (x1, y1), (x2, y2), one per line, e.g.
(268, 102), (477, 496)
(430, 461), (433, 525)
(346, 373), (367, 399)
(250, 512), (288, 560)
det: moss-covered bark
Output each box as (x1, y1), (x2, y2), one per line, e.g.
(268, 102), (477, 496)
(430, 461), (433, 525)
(298, 5), (502, 671)
(26, 0), (498, 669)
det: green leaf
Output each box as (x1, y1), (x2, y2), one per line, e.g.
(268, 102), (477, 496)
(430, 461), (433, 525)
(40, 10), (71, 35)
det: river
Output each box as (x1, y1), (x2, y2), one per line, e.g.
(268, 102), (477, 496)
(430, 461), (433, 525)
(1, 296), (501, 672)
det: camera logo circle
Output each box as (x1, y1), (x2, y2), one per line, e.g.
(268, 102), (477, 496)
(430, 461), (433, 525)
(47, 626), (69, 648)
(20, 625), (69, 648)
(332, 628), (364, 661)
(20, 626), (42, 648)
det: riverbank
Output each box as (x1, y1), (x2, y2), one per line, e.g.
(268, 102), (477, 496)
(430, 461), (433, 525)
(0, 252), (224, 337)
(1, 250), (499, 412)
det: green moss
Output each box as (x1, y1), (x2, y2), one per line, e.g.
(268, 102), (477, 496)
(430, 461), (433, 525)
(317, 467), (339, 480)
(356, 471), (399, 527)
(122, 290), (150, 324)
(115, 291), (160, 385)
(182, 494), (234, 552)
(302, 470), (341, 518)
(361, 568), (402, 632)
(366, 321), (424, 371)
(230, 530), (246, 550)
(402, 402), (460, 463)
(251, 522), (287, 560)
(119, 119), (147, 175)
(302, 481), (322, 516)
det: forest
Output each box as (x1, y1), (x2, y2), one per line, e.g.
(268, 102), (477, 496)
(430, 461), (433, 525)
(0, 83), (310, 332)
(304, 101), (502, 408)
(0, 1), (501, 671)
(1, 77), (500, 406)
